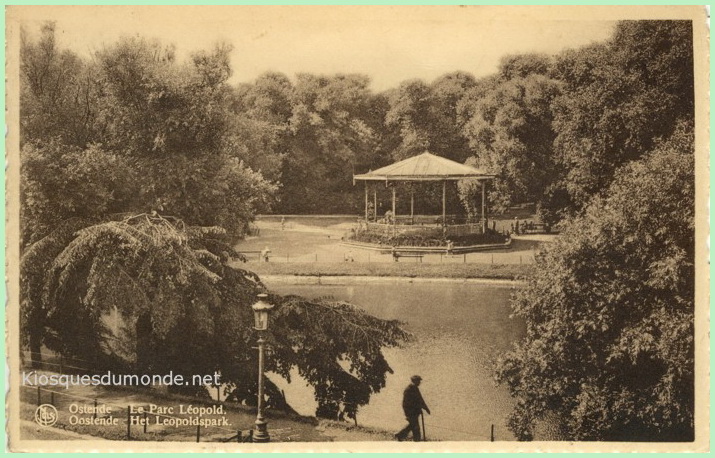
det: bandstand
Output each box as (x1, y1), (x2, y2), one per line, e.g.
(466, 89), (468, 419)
(352, 152), (495, 240)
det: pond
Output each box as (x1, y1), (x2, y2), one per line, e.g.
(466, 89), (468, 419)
(265, 279), (526, 441)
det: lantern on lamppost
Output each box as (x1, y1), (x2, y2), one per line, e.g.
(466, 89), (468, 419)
(252, 293), (274, 443)
(253, 294), (273, 331)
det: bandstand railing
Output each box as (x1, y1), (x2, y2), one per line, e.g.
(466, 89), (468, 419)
(362, 218), (486, 237)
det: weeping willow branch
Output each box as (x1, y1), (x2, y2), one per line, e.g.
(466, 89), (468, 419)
(20, 212), (409, 419)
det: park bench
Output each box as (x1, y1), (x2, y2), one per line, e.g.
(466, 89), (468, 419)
(392, 251), (424, 262)
(240, 250), (270, 261)
(522, 222), (551, 234)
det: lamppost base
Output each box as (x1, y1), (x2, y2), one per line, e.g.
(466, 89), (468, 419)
(252, 418), (270, 443)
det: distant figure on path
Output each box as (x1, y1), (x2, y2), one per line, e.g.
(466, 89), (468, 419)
(446, 239), (454, 256)
(395, 375), (430, 441)
(260, 246), (271, 262)
(280, 216), (286, 230)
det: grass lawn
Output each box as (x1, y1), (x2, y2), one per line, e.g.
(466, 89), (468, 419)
(257, 215), (357, 228)
(235, 219), (549, 272)
(237, 229), (341, 260)
(239, 260), (534, 280)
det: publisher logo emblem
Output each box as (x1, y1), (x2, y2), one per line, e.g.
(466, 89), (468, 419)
(35, 404), (58, 426)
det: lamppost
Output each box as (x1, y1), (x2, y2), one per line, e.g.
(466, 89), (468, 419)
(252, 293), (274, 443)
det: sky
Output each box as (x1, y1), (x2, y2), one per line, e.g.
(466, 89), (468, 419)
(9, 5), (684, 92)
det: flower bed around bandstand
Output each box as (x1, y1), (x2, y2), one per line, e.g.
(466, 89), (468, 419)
(349, 230), (509, 248)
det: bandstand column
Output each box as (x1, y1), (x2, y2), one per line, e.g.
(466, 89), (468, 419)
(373, 188), (377, 222)
(442, 180), (447, 229)
(391, 184), (397, 236)
(410, 188), (414, 225)
(364, 182), (369, 221)
(481, 180), (486, 233)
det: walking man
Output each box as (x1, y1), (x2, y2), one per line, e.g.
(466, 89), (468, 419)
(395, 375), (430, 441)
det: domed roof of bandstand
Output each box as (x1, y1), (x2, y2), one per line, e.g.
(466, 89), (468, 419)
(353, 152), (495, 182)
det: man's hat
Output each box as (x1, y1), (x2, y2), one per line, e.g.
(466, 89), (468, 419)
(410, 375), (422, 382)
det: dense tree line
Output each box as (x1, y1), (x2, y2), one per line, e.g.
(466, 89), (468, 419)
(22, 20), (684, 221)
(227, 21), (693, 220)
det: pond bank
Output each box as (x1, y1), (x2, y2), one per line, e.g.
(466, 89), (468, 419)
(260, 274), (526, 287)
(242, 261), (534, 281)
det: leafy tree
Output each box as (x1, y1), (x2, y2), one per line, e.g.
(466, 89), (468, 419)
(21, 214), (410, 418)
(385, 74), (476, 163)
(495, 123), (694, 441)
(21, 27), (275, 242)
(456, 157), (485, 221)
(499, 53), (552, 80)
(229, 72), (392, 211)
(279, 73), (379, 213)
(20, 217), (96, 362)
(458, 21), (693, 220)
(233, 72), (295, 124)
(360, 91), (402, 172)
(20, 141), (136, 246)
(382, 74), (477, 215)
(460, 72), (562, 213)
(91, 37), (278, 237)
(426, 72), (477, 162)
(138, 154), (276, 239)
(228, 72), (295, 181)
(551, 20), (694, 209)
(385, 79), (433, 160)
(20, 22), (101, 147)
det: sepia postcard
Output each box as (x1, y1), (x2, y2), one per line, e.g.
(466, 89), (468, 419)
(5, 4), (710, 453)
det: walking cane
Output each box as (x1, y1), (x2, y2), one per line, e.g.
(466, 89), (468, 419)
(421, 412), (427, 441)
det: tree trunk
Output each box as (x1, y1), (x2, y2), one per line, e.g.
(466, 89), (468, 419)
(29, 334), (42, 369)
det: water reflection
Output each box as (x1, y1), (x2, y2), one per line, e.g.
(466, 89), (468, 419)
(267, 281), (525, 441)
